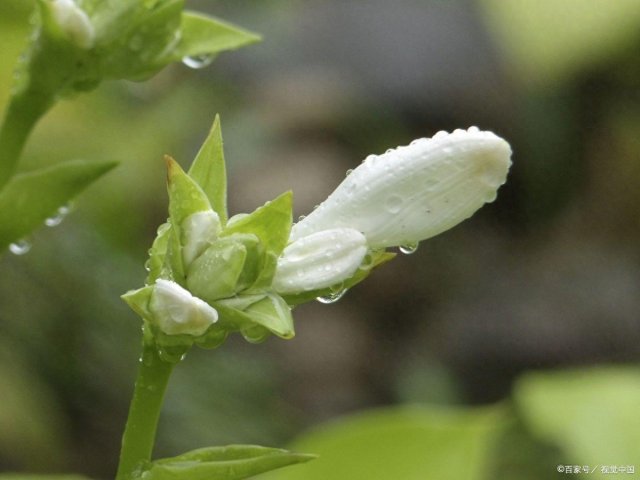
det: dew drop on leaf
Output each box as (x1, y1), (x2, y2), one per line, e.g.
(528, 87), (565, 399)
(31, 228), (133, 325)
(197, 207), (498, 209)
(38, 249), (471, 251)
(45, 204), (72, 227)
(182, 54), (216, 69)
(9, 238), (32, 255)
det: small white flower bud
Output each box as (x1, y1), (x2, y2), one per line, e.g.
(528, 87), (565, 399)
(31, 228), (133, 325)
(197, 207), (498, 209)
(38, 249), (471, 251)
(149, 279), (218, 336)
(291, 128), (511, 249)
(50, 0), (95, 49)
(273, 228), (367, 294)
(181, 210), (221, 268)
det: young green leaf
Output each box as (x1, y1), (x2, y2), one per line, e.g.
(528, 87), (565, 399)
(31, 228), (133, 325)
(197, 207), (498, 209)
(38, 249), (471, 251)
(143, 444), (315, 480)
(169, 12), (261, 64)
(188, 115), (228, 224)
(0, 159), (117, 253)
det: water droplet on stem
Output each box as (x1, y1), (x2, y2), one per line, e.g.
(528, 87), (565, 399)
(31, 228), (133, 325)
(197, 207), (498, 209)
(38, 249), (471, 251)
(45, 204), (72, 227)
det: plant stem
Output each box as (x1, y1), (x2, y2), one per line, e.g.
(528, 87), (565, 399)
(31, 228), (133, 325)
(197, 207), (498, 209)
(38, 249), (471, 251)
(0, 89), (53, 190)
(116, 332), (176, 480)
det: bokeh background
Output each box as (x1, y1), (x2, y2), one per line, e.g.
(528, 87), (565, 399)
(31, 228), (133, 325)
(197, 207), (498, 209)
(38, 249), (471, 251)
(1, 0), (640, 478)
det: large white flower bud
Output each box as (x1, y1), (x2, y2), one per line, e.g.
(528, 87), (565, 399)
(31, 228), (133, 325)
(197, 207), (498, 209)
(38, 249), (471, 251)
(291, 128), (512, 249)
(181, 210), (221, 268)
(149, 279), (218, 336)
(50, 0), (95, 49)
(273, 228), (367, 294)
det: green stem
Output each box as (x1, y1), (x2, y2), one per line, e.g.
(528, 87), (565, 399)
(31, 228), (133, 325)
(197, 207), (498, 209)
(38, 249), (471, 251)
(116, 332), (176, 480)
(0, 89), (54, 190)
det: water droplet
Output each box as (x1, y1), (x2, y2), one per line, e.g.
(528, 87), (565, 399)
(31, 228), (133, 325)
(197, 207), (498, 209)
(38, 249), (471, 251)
(385, 194), (403, 214)
(182, 54), (216, 69)
(399, 242), (419, 255)
(468, 126), (480, 133)
(45, 204), (72, 227)
(316, 287), (347, 304)
(144, 259), (151, 272)
(298, 214), (306, 222)
(9, 238), (31, 255)
(345, 168), (353, 176)
(385, 148), (394, 154)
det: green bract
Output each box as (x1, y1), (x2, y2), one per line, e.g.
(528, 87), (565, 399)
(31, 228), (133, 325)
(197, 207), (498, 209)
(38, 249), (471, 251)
(123, 117), (297, 355)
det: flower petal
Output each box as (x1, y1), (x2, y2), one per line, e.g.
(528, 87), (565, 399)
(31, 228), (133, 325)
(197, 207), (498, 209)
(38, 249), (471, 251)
(181, 209), (221, 268)
(273, 228), (367, 294)
(50, 0), (95, 49)
(149, 279), (218, 336)
(291, 128), (512, 248)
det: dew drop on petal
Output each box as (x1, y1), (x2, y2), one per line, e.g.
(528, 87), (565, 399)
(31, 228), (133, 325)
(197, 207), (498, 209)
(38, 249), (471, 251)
(9, 238), (32, 255)
(182, 54), (216, 69)
(298, 214), (306, 222)
(385, 194), (403, 214)
(316, 286), (348, 304)
(45, 204), (72, 227)
(468, 126), (480, 133)
(399, 242), (419, 255)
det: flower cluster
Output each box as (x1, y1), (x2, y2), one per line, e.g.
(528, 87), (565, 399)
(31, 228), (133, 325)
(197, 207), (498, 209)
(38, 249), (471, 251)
(123, 119), (511, 358)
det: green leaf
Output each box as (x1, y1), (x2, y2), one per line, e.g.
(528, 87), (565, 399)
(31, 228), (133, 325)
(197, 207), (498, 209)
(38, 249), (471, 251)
(259, 405), (506, 480)
(0, 159), (117, 253)
(188, 115), (228, 224)
(243, 293), (294, 339)
(514, 367), (640, 468)
(143, 444), (315, 480)
(168, 12), (261, 63)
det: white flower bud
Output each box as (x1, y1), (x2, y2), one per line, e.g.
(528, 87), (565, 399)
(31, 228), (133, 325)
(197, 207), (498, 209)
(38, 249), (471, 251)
(149, 279), (218, 336)
(291, 128), (512, 249)
(50, 0), (95, 49)
(273, 228), (367, 294)
(181, 210), (221, 268)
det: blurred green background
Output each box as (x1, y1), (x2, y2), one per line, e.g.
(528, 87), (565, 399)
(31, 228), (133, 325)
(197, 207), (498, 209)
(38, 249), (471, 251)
(1, 0), (640, 478)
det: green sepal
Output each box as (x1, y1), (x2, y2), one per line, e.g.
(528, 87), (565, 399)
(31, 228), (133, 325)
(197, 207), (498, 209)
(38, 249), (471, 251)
(168, 11), (261, 64)
(282, 250), (397, 306)
(186, 236), (249, 302)
(223, 191), (293, 290)
(0, 159), (117, 254)
(145, 222), (171, 284)
(212, 293), (294, 342)
(188, 115), (228, 224)
(121, 285), (154, 321)
(243, 293), (295, 340)
(141, 444), (315, 480)
(166, 156), (212, 226)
